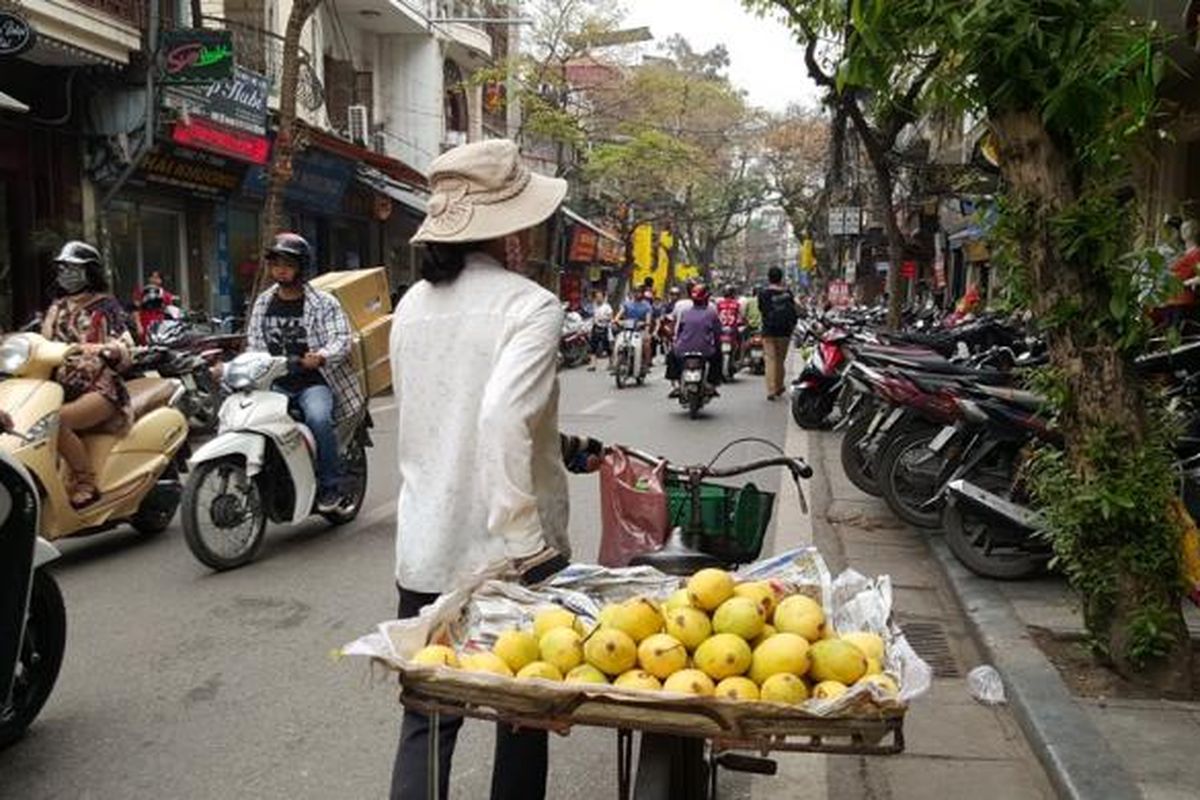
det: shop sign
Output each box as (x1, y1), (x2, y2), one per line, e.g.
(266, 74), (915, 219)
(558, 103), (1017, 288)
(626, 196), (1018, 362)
(172, 118), (270, 165)
(828, 206), (861, 236)
(596, 235), (624, 265)
(901, 260), (917, 279)
(166, 66), (269, 136)
(828, 280), (852, 309)
(139, 147), (245, 196)
(0, 11), (36, 57)
(160, 29), (234, 85)
(568, 227), (598, 263)
(243, 149), (355, 211)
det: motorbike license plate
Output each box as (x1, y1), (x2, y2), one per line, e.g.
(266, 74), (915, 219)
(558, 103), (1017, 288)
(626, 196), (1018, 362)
(928, 425), (957, 453)
(751, 348), (762, 358)
(683, 369), (703, 382)
(721, 343), (732, 353)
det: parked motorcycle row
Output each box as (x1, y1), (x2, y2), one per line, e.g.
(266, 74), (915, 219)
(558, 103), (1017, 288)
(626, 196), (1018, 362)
(790, 307), (1200, 582)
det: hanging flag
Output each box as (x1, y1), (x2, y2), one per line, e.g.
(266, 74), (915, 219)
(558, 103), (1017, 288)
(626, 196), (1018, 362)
(800, 237), (817, 271)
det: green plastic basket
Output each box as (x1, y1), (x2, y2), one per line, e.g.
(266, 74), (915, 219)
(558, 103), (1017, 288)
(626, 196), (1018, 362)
(665, 479), (776, 565)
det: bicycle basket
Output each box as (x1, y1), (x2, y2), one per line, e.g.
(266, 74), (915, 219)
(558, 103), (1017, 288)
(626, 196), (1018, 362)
(665, 480), (775, 564)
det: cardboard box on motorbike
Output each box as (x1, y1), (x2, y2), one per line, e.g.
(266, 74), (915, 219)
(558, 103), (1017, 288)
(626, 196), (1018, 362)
(310, 268), (393, 397)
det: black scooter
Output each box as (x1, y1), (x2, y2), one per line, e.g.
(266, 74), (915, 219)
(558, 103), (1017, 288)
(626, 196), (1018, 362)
(0, 450), (66, 749)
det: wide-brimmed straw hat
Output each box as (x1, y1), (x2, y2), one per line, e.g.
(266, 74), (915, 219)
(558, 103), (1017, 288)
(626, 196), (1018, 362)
(411, 139), (567, 244)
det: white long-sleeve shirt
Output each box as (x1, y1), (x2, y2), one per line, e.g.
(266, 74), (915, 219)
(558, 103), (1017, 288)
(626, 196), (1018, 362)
(389, 253), (570, 592)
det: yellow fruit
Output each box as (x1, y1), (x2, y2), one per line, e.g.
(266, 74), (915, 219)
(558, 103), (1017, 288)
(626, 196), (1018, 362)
(712, 596), (766, 640)
(662, 669), (716, 696)
(565, 664), (610, 684)
(584, 627), (638, 676)
(694, 633), (753, 680)
(733, 581), (778, 619)
(608, 597), (664, 643)
(614, 669), (662, 690)
(812, 680), (848, 700)
(840, 631), (886, 663)
(687, 568), (735, 611)
(748, 632), (810, 685)
(865, 657), (882, 676)
(750, 624), (777, 649)
(459, 651), (513, 677)
(599, 604), (619, 628)
(808, 639), (868, 685)
(664, 588), (692, 611)
(539, 627), (584, 674)
(493, 630), (540, 673)
(412, 644), (459, 668)
(665, 606), (712, 650)
(773, 594), (825, 641)
(516, 661), (563, 681)
(637, 633), (688, 679)
(858, 673), (900, 696)
(533, 607), (578, 639)
(715, 676), (760, 701)
(759, 673), (808, 704)
(821, 626), (837, 641)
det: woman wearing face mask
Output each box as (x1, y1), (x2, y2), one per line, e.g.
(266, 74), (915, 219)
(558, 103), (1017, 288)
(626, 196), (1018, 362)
(40, 241), (134, 508)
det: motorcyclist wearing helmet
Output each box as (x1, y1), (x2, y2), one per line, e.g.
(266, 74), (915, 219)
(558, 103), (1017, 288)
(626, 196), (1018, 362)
(131, 270), (177, 344)
(716, 284), (743, 329)
(666, 284), (723, 397)
(41, 241), (135, 508)
(245, 233), (363, 512)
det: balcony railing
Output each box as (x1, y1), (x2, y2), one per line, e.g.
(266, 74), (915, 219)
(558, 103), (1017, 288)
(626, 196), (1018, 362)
(200, 15), (324, 111)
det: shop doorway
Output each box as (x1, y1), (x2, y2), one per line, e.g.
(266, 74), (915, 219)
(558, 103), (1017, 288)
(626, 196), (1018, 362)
(107, 202), (188, 310)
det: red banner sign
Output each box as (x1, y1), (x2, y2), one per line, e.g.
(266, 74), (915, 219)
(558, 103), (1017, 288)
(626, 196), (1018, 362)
(828, 280), (851, 308)
(901, 260), (917, 279)
(568, 227), (599, 263)
(172, 118), (270, 165)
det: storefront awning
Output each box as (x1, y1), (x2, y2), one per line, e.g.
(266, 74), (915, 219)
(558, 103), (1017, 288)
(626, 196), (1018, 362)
(356, 165), (428, 215)
(297, 120), (427, 189)
(563, 207), (620, 243)
(0, 90), (29, 113)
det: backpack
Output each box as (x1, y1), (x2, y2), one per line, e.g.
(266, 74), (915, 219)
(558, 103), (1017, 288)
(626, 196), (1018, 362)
(761, 287), (797, 335)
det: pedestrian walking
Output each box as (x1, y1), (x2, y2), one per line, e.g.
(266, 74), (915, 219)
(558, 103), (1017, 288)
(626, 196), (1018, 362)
(757, 267), (798, 400)
(386, 139), (600, 800)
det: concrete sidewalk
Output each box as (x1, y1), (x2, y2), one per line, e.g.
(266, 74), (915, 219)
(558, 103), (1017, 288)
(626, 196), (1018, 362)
(739, 423), (1054, 799)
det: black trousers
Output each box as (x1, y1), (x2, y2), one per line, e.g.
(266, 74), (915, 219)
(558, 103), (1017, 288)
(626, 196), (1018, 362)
(390, 588), (549, 800)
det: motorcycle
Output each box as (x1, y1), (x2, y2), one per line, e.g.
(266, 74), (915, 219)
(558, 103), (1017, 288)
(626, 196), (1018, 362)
(742, 330), (765, 375)
(613, 320), (648, 389)
(677, 352), (714, 419)
(0, 451), (66, 749)
(135, 321), (227, 434)
(790, 325), (851, 428)
(181, 351), (372, 571)
(559, 311), (591, 370)
(0, 333), (190, 542)
(719, 326), (743, 381)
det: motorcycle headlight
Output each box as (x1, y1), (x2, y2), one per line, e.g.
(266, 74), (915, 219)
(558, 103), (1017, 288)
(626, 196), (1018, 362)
(0, 335), (32, 376)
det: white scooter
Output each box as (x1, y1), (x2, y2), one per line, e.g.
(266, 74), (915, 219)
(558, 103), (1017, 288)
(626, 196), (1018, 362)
(0, 451), (65, 749)
(613, 320), (648, 389)
(180, 352), (372, 571)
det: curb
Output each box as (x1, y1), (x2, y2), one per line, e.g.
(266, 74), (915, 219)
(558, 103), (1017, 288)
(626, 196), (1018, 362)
(926, 535), (1143, 800)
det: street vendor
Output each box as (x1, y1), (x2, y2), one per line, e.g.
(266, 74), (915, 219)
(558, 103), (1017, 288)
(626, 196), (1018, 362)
(387, 138), (601, 800)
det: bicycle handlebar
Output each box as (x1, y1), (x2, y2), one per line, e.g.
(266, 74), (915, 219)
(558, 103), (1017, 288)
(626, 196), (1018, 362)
(621, 446), (813, 481)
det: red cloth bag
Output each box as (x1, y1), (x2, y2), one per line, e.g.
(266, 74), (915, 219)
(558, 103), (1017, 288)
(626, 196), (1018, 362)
(598, 448), (670, 567)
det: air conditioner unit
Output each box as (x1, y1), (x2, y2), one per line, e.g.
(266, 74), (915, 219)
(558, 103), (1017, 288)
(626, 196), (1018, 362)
(347, 104), (370, 144)
(371, 131), (387, 155)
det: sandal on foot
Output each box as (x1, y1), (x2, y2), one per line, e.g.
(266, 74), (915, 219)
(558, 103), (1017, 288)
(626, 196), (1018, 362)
(70, 485), (101, 509)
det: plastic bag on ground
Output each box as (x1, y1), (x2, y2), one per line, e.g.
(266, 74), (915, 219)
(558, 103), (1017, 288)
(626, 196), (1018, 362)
(967, 665), (1007, 705)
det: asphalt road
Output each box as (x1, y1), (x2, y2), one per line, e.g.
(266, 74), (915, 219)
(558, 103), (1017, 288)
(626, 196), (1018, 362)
(0, 357), (791, 800)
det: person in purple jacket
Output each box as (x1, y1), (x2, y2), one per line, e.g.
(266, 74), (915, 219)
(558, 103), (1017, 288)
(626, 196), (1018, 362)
(666, 283), (723, 397)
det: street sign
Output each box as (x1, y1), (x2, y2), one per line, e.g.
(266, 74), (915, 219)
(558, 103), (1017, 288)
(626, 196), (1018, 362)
(828, 206), (861, 236)
(828, 280), (852, 308)
(160, 29), (234, 85)
(0, 11), (36, 57)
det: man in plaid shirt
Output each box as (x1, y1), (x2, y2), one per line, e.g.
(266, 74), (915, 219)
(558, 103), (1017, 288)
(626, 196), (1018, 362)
(247, 233), (364, 511)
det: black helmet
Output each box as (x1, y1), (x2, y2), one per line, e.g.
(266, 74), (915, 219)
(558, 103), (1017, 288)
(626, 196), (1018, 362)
(265, 232), (312, 271)
(54, 241), (102, 267)
(723, 284), (737, 298)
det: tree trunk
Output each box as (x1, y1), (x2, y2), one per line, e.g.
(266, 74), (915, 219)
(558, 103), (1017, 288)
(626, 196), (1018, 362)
(991, 110), (1192, 694)
(191, 0), (202, 26)
(254, 0), (323, 303)
(874, 177), (905, 330)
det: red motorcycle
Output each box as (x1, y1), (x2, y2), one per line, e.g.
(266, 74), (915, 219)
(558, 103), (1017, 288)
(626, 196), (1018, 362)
(790, 323), (851, 428)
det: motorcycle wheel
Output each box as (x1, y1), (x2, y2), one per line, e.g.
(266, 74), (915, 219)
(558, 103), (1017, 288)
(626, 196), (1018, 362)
(615, 351), (629, 389)
(688, 392), (703, 420)
(130, 465), (182, 535)
(942, 500), (1048, 580)
(322, 437), (368, 525)
(791, 389), (833, 429)
(182, 457), (267, 571)
(879, 428), (947, 528)
(0, 570), (66, 750)
(723, 353), (735, 382)
(839, 406), (881, 496)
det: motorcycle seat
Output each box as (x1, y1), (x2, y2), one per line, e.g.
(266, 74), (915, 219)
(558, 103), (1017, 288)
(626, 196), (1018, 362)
(972, 384), (1046, 410)
(126, 377), (177, 421)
